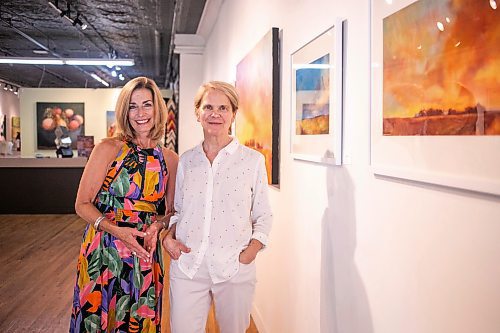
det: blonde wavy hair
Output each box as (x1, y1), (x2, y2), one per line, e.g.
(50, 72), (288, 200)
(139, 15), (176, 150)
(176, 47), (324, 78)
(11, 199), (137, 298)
(114, 76), (166, 142)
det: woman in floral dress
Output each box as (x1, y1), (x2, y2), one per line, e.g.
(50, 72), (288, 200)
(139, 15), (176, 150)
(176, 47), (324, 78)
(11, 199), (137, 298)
(70, 77), (178, 333)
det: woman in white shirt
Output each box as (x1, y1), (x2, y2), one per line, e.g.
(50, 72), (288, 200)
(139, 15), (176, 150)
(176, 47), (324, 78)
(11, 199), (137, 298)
(163, 81), (272, 333)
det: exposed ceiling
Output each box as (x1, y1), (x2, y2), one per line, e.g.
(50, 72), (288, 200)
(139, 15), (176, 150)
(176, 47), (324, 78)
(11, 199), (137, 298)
(0, 0), (207, 89)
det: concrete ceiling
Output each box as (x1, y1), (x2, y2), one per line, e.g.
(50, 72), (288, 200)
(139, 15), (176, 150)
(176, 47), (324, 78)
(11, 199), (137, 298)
(0, 0), (207, 88)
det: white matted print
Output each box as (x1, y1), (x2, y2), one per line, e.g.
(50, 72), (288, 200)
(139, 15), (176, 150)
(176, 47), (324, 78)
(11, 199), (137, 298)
(291, 20), (344, 165)
(371, 0), (500, 196)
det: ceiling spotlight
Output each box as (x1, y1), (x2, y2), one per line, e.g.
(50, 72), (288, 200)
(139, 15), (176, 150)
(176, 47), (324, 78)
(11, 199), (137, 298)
(1, 81), (21, 95)
(118, 74), (125, 81)
(60, 3), (71, 18)
(111, 70), (117, 77)
(73, 13), (87, 30)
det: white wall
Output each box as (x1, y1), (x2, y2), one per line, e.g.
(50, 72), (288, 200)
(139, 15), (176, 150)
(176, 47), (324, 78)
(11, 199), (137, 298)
(178, 53), (205, 153)
(19, 87), (171, 157)
(192, 1), (500, 333)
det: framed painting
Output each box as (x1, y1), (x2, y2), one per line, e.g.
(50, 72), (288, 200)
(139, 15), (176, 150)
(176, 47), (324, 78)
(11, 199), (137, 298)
(77, 135), (94, 158)
(371, 0), (500, 196)
(0, 114), (6, 140)
(106, 110), (116, 138)
(291, 21), (344, 165)
(11, 116), (20, 141)
(36, 102), (85, 149)
(235, 27), (280, 185)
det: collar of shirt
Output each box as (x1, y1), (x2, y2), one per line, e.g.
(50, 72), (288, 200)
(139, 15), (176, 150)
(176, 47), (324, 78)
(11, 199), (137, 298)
(195, 136), (240, 158)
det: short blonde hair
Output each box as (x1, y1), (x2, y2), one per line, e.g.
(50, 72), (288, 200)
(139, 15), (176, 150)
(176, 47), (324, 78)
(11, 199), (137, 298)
(194, 81), (239, 117)
(114, 76), (166, 142)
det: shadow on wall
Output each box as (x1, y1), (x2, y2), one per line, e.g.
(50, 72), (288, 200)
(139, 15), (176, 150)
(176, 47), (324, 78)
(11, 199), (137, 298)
(320, 167), (373, 333)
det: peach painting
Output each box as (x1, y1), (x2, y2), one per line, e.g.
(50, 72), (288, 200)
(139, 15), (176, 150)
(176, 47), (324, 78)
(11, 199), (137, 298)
(236, 28), (280, 185)
(383, 0), (500, 135)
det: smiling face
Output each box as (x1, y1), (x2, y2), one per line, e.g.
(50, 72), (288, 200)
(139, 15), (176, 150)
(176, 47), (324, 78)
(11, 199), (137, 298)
(128, 88), (154, 137)
(197, 89), (235, 138)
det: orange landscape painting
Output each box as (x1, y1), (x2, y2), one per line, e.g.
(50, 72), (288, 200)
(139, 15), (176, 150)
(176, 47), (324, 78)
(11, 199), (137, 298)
(383, 0), (500, 135)
(236, 29), (279, 184)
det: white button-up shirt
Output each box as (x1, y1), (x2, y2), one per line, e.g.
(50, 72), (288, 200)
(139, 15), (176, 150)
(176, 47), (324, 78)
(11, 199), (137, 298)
(169, 138), (272, 283)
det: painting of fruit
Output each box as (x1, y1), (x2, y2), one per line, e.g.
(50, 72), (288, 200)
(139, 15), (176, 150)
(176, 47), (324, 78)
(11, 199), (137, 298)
(36, 102), (85, 149)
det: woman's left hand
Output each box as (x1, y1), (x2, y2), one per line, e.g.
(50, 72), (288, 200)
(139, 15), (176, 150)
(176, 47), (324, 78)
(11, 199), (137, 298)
(239, 239), (263, 264)
(239, 247), (258, 264)
(144, 222), (162, 258)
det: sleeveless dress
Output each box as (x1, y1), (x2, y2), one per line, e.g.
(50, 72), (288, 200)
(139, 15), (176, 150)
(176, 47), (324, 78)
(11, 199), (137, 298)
(70, 141), (168, 333)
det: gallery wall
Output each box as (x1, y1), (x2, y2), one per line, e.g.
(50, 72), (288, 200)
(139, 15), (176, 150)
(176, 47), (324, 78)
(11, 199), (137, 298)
(177, 53), (205, 153)
(188, 0), (500, 332)
(19, 88), (122, 157)
(19, 88), (171, 157)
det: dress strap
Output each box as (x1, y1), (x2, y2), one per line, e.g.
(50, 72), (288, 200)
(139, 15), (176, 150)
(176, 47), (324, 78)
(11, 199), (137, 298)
(98, 142), (133, 194)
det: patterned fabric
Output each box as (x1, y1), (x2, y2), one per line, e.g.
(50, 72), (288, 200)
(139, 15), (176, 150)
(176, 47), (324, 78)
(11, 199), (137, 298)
(70, 141), (168, 333)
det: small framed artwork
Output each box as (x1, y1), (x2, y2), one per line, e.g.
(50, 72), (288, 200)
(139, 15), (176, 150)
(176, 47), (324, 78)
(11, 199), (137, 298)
(106, 110), (116, 138)
(77, 135), (94, 158)
(291, 20), (344, 165)
(11, 116), (20, 141)
(371, 0), (500, 196)
(0, 114), (6, 140)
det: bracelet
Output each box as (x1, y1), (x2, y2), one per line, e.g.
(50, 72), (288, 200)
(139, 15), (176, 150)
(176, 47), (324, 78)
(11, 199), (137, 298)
(94, 215), (105, 231)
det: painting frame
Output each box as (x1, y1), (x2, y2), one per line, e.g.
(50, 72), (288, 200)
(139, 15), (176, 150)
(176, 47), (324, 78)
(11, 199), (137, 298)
(290, 20), (344, 165)
(36, 102), (85, 150)
(76, 135), (94, 158)
(106, 110), (116, 138)
(371, 0), (500, 196)
(235, 27), (280, 185)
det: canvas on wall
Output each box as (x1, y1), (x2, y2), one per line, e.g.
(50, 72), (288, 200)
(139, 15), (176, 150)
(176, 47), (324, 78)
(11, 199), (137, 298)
(371, 0), (500, 195)
(106, 110), (116, 138)
(291, 21), (344, 165)
(11, 116), (20, 141)
(36, 102), (85, 149)
(0, 114), (6, 140)
(235, 27), (280, 185)
(77, 135), (94, 157)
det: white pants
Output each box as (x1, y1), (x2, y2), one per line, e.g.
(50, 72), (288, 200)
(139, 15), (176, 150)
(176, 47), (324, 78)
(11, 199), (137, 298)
(169, 257), (256, 333)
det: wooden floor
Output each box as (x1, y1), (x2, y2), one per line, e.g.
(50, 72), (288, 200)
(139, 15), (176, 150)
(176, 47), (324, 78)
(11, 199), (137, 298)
(0, 215), (258, 333)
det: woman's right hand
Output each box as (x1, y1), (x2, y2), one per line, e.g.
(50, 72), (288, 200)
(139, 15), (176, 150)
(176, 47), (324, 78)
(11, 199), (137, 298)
(162, 235), (190, 260)
(112, 225), (150, 262)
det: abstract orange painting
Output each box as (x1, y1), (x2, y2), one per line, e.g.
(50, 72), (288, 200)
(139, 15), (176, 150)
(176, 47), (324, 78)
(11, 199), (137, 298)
(383, 0), (500, 135)
(236, 28), (280, 185)
(371, 0), (500, 195)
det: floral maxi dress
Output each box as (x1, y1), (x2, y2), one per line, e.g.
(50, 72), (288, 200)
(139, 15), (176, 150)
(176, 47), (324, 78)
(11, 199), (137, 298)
(70, 141), (168, 333)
